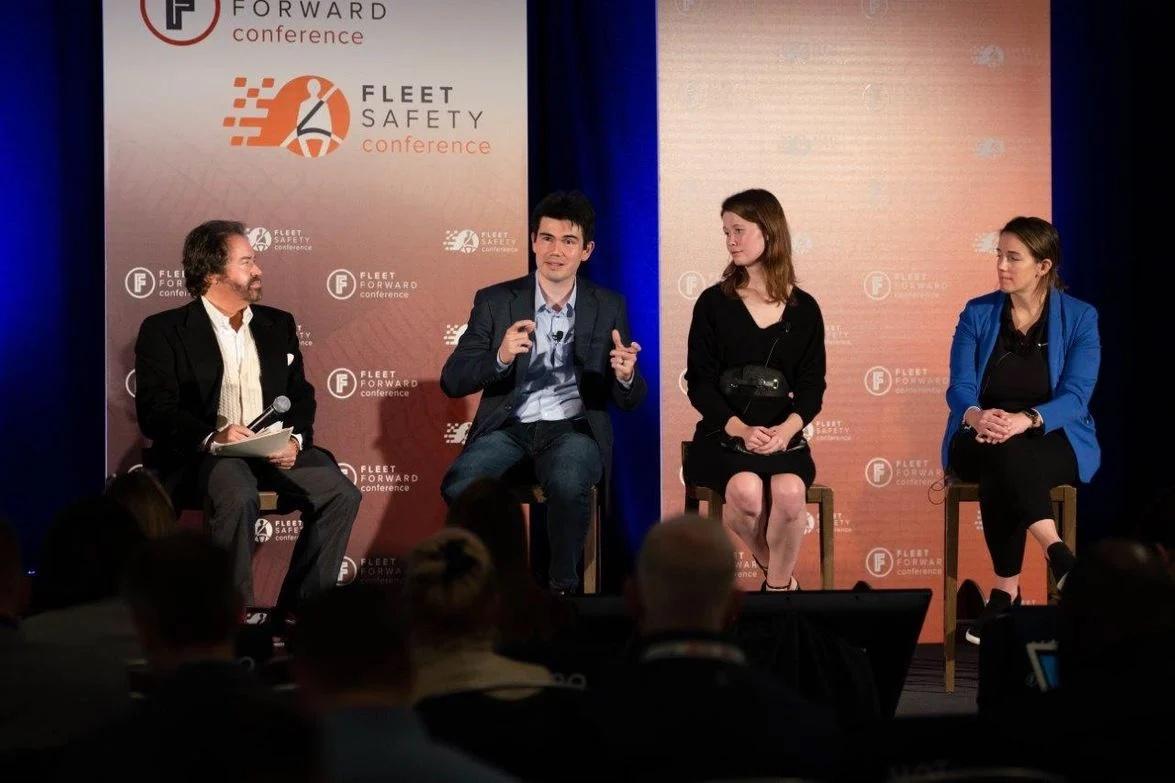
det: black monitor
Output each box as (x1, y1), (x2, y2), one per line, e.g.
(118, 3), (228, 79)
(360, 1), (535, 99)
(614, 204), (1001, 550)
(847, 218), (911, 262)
(565, 589), (930, 719)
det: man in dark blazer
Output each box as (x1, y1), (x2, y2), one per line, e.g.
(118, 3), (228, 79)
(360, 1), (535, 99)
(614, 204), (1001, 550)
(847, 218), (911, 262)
(134, 220), (360, 614)
(440, 191), (647, 593)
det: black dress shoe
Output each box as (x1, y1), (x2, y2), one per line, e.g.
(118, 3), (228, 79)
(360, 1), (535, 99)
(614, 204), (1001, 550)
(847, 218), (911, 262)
(1047, 542), (1077, 590)
(964, 588), (1016, 645)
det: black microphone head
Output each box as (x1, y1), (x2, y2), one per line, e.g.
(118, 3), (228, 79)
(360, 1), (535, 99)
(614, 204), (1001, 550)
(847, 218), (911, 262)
(272, 395), (291, 414)
(553, 331), (564, 342)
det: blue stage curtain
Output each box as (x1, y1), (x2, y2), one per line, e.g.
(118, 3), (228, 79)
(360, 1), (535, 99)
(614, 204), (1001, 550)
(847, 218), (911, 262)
(528, 0), (662, 581)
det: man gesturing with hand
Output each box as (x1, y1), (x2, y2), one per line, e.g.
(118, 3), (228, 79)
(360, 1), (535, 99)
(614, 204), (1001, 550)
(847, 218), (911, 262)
(440, 191), (647, 594)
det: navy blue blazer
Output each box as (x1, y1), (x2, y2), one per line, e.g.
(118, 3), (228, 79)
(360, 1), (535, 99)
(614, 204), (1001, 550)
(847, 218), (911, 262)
(440, 273), (647, 491)
(941, 289), (1101, 482)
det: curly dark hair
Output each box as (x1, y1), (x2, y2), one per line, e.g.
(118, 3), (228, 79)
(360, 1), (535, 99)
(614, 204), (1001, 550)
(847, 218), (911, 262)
(182, 220), (247, 297)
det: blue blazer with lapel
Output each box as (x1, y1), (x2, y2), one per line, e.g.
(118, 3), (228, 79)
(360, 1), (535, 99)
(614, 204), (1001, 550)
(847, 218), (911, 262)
(941, 289), (1101, 482)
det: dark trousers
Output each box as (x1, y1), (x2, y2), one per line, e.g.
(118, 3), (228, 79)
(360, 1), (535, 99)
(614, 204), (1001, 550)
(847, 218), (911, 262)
(440, 419), (603, 591)
(197, 446), (361, 609)
(949, 429), (1077, 577)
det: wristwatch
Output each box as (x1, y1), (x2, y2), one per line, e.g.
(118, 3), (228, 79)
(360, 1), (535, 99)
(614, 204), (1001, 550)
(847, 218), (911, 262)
(1024, 408), (1042, 429)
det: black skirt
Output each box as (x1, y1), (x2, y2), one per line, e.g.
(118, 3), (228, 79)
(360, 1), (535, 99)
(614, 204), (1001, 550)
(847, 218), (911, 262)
(685, 429), (816, 495)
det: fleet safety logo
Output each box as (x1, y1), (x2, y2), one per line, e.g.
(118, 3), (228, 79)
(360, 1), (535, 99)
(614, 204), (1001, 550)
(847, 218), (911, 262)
(141, 0), (220, 46)
(225, 75), (350, 157)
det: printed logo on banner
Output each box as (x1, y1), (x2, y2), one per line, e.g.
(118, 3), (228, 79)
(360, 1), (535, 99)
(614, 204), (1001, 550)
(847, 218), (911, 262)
(803, 511), (816, 535)
(892, 549), (943, 577)
(328, 268), (417, 300)
(125, 370), (137, 398)
(296, 323), (313, 348)
(866, 547), (893, 577)
(443, 229), (479, 254)
(125, 267), (157, 299)
(255, 518), (301, 544)
(808, 419), (852, 443)
(862, 0), (889, 18)
(678, 271), (707, 300)
(793, 234), (813, 256)
(975, 508), (983, 532)
(124, 266), (188, 300)
(443, 324), (468, 346)
(337, 462), (358, 485)
(864, 271), (891, 301)
(249, 226), (312, 253)
(678, 369), (688, 396)
(355, 464), (420, 494)
(825, 322), (851, 347)
(225, 75), (350, 157)
(140, 0), (221, 46)
(864, 366), (892, 396)
(329, 368), (418, 400)
(246, 227), (273, 251)
(444, 422), (472, 445)
(894, 459), (938, 486)
(337, 555), (358, 586)
(976, 138), (1005, 159)
(974, 232), (999, 254)
(442, 229), (519, 255)
(834, 511), (853, 534)
(347, 555), (402, 586)
(326, 269), (357, 300)
(866, 458), (893, 488)
(327, 368), (358, 399)
(973, 45), (1006, 68)
(864, 270), (947, 300)
(867, 365), (947, 395)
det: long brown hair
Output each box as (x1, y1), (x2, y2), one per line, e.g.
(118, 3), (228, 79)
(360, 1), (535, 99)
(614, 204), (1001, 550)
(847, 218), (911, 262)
(718, 188), (795, 303)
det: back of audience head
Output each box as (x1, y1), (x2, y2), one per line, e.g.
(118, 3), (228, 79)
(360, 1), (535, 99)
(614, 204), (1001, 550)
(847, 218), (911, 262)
(1058, 538), (1175, 688)
(445, 477), (529, 588)
(33, 496), (146, 612)
(290, 584), (410, 709)
(105, 469), (178, 540)
(632, 514), (738, 635)
(123, 532), (242, 671)
(0, 515), (28, 621)
(405, 527), (498, 648)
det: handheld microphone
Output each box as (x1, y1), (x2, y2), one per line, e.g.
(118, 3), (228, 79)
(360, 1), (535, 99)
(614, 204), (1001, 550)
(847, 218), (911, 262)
(246, 395), (291, 431)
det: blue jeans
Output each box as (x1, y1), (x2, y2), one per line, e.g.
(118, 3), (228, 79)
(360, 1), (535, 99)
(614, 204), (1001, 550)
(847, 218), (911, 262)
(441, 419), (603, 590)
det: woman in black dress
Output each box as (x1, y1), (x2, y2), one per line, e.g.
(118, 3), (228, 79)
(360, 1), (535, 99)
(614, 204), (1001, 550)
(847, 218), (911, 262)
(684, 189), (826, 591)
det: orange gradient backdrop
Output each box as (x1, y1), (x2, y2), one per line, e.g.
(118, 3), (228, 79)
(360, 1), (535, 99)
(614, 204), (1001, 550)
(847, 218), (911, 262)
(105, 1), (527, 599)
(658, 0), (1051, 641)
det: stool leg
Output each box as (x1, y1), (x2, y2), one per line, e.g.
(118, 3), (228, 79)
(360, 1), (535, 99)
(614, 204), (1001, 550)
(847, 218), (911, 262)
(944, 491), (960, 693)
(1047, 496), (1061, 603)
(707, 495), (723, 521)
(1063, 486), (1077, 554)
(582, 487), (600, 595)
(820, 490), (834, 590)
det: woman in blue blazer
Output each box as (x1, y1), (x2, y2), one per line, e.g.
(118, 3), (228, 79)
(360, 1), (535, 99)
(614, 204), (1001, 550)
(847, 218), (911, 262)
(942, 217), (1100, 644)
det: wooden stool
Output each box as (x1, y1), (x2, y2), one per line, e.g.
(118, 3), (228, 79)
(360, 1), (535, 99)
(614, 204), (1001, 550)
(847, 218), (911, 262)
(680, 441), (834, 589)
(512, 483), (602, 594)
(943, 481), (1077, 692)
